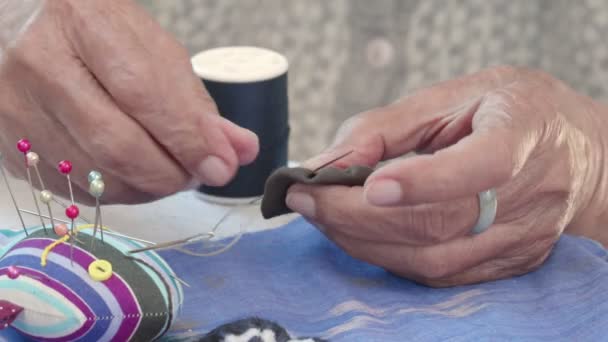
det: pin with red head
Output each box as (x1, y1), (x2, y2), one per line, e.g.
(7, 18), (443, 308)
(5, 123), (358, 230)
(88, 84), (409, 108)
(16, 139), (31, 154)
(58, 160), (78, 265)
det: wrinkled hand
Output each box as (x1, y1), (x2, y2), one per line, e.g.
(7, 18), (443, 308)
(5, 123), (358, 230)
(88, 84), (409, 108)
(287, 66), (608, 287)
(0, 0), (259, 204)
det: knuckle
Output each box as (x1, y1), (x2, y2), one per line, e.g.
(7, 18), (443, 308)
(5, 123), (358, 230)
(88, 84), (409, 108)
(107, 62), (159, 113)
(486, 65), (521, 84)
(490, 65), (520, 78)
(520, 68), (558, 87)
(332, 114), (367, 144)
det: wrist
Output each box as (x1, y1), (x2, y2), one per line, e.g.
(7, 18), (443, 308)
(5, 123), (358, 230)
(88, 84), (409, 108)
(567, 100), (608, 245)
(0, 0), (43, 56)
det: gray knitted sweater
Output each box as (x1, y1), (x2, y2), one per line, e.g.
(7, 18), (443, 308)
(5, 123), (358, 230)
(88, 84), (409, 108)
(139, 0), (608, 160)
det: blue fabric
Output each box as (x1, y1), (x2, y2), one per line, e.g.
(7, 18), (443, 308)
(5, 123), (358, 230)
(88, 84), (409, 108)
(162, 218), (608, 341)
(3, 217), (608, 341)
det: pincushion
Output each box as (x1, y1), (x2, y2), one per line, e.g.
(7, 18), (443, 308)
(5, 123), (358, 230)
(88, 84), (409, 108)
(0, 226), (183, 341)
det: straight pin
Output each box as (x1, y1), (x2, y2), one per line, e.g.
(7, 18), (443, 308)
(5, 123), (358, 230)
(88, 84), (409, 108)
(312, 149), (355, 172)
(23, 151), (50, 234)
(18, 209), (158, 245)
(0, 152), (27, 236)
(58, 160), (77, 266)
(58, 160), (74, 203)
(65, 204), (79, 267)
(51, 197), (92, 224)
(88, 171), (105, 249)
(127, 232), (214, 254)
(32, 163), (56, 232)
(25, 166), (47, 234)
(69, 224), (74, 265)
(98, 201), (104, 244)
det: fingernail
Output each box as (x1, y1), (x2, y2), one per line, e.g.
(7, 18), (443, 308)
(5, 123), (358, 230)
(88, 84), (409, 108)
(365, 179), (403, 206)
(198, 156), (231, 186)
(286, 192), (316, 218)
(239, 129), (260, 165)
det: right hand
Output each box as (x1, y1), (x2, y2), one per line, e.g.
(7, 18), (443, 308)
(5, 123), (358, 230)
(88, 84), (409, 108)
(0, 0), (259, 204)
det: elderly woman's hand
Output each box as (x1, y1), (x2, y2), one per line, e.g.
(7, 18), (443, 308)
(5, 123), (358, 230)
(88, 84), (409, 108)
(0, 0), (258, 204)
(286, 66), (608, 287)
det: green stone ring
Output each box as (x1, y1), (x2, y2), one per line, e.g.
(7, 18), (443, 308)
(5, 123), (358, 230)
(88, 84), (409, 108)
(471, 189), (497, 234)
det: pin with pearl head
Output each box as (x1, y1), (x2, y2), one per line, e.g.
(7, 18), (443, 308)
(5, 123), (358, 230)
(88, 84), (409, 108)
(6, 265), (44, 281)
(88, 170), (105, 249)
(17, 139), (48, 235)
(19, 140), (57, 234)
(58, 160), (78, 265)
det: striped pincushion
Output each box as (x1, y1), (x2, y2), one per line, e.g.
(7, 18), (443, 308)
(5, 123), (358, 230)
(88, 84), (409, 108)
(0, 227), (183, 341)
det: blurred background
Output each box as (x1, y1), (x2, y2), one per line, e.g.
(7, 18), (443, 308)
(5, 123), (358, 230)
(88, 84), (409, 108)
(137, 0), (608, 161)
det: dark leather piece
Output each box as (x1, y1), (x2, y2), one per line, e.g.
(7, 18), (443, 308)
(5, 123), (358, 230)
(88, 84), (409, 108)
(261, 165), (374, 219)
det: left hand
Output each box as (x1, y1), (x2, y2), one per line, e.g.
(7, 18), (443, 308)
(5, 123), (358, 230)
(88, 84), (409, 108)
(285, 66), (608, 287)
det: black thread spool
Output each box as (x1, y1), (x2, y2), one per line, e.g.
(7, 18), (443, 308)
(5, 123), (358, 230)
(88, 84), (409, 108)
(192, 47), (289, 204)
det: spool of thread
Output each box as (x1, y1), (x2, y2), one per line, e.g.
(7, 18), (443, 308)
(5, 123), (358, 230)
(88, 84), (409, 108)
(192, 46), (289, 203)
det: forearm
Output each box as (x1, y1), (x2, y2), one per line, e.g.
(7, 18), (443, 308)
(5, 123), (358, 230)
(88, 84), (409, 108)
(0, 0), (43, 57)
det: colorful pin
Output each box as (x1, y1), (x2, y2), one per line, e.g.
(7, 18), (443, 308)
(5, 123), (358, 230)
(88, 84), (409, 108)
(58, 160), (74, 202)
(23, 150), (49, 234)
(53, 223), (69, 237)
(27, 150), (57, 234)
(16, 139), (31, 154)
(7, 265), (20, 280)
(0, 152), (28, 236)
(58, 160), (77, 265)
(88, 170), (105, 249)
(7, 265), (44, 281)
(65, 204), (79, 265)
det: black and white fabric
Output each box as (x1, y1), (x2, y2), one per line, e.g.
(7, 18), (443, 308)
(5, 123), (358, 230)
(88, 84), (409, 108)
(196, 318), (326, 342)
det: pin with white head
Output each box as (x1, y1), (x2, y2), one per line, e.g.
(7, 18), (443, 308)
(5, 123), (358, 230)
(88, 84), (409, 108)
(0, 150), (28, 236)
(88, 170), (105, 249)
(25, 147), (57, 233)
(18, 139), (48, 234)
(23, 142), (57, 234)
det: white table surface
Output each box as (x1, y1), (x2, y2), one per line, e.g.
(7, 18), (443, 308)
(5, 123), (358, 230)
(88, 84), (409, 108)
(0, 174), (298, 244)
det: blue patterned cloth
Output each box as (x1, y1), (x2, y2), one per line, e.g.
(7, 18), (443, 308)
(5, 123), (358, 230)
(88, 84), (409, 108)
(164, 217), (608, 341)
(3, 217), (608, 341)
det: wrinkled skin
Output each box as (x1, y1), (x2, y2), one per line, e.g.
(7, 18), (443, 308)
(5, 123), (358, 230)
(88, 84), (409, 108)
(0, 0), (259, 204)
(287, 66), (608, 287)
